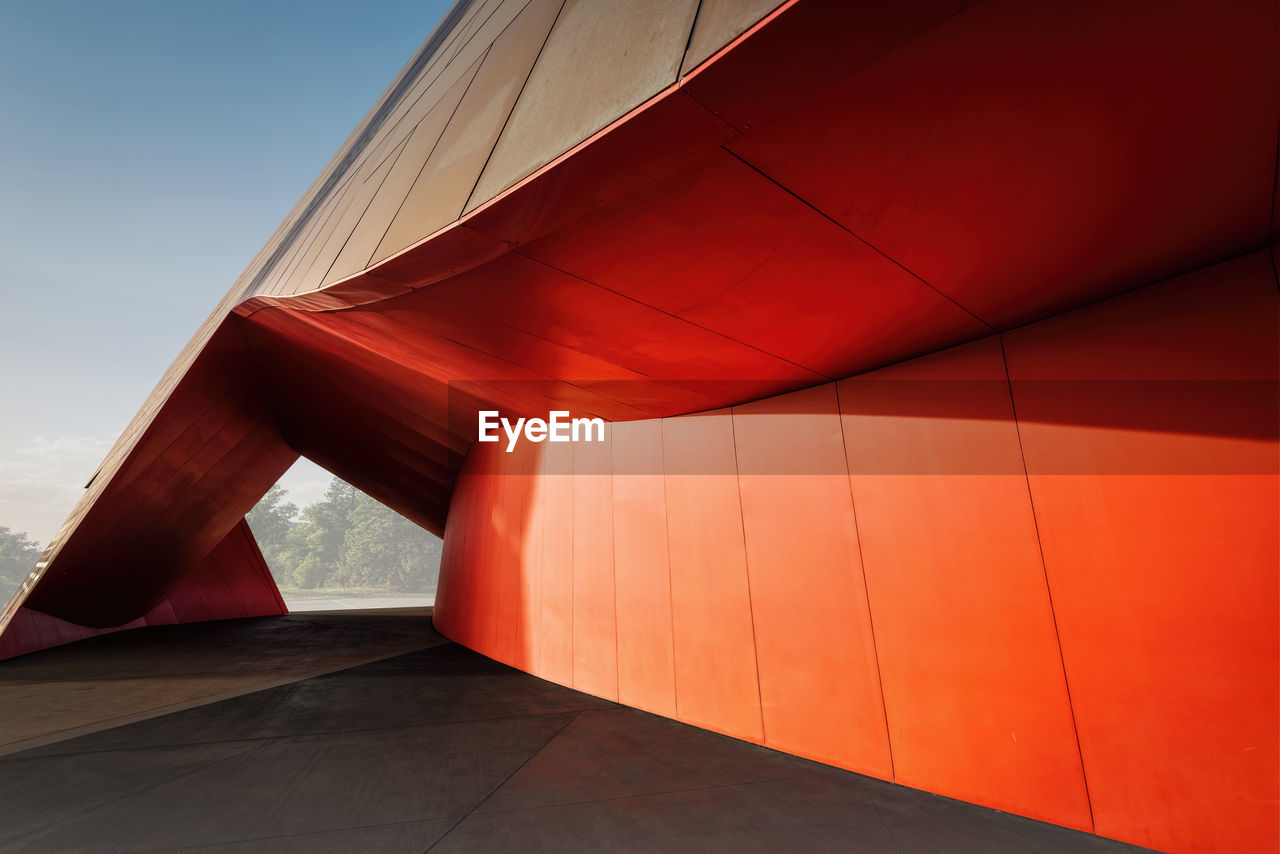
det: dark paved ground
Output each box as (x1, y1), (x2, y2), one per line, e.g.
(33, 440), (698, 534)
(0, 614), (1153, 853)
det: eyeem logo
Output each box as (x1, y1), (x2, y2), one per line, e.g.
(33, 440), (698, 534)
(478, 410), (605, 453)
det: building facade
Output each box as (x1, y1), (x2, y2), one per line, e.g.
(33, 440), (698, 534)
(2, 2), (1277, 851)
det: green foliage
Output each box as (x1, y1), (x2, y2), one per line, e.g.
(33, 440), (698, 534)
(338, 497), (443, 589)
(0, 526), (42, 592)
(246, 477), (440, 593)
(0, 478), (439, 603)
(244, 485), (296, 570)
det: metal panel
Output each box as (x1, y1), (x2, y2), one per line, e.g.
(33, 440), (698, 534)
(682, 0), (962, 133)
(537, 439), (575, 687)
(467, 0), (699, 208)
(727, 0), (1277, 328)
(434, 451), (481, 647)
(1003, 250), (1280, 853)
(571, 426), (618, 700)
(325, 54), (484, 283)
(274, 176), (361, 295)
(521, 149), (990, 378)
(662, 410), (764, 743)
(732, 383), (893, 777)
(610, 419), (677, 718)
(839, 336), (1092, 830)
(372, 0), (565, 264)
(21, 323), (297, 628)
(510, 438), (545, 674)
(296, 138), (408, 293)
(0, 520), (285, 661)
(421, 253), (823, 393)
(680, 0), (781, 75)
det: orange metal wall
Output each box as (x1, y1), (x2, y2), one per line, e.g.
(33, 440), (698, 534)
(433, 249), (1279, 853)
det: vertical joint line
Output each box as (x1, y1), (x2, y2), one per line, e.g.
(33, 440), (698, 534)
(728, 406), (768, 743)
(368, 42), (492, 270)
(659, 420), (680, 717)
(678, 0), (707, 72)
(607, 431), (620, 703)
(461, 0), (570, 214)
(998, 333), (1096, 832)
(833, 381), (896, 781)
(569, 443), (576, 690)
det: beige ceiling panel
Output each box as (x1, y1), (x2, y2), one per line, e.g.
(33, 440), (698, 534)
(300, 141), (409, 293)
(277, 181), (365, 296)
(353, 0), (506, 164)
(350, 0), (534, 186)
(234, 2), (503, 298)
(371, 0), (535, 165)
(426, 0), (527, 90)
(258, 184), (349, 296)
(227, 1), (536, 298)
(323, 54), (484, 283)
(465, 0), (699, 210)
(371, 0), (565, 264)
(680, 0), (782, 75)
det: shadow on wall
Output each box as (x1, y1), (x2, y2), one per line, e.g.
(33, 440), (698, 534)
(431, 249), (1279, 854)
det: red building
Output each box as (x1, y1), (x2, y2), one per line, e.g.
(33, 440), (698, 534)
(3, 2), (1276, 851)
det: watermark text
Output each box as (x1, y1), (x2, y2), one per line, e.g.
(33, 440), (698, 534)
(478, 410), (605, 452)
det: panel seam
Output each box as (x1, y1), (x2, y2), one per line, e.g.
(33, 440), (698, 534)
(366, 44), (494, 271)
(461, 0), (571, 214)
(833, 380), (896, 781)
(997, 333), (1096, 832)
(521, 253), (831, 381)
(423, 710), (581, 852)
(658, 420), (680, 716)
(728, 406), (768, 744)
(606, 435), (620, 702)
(719, 147), (995, 331)
(677, 0), (708, 75)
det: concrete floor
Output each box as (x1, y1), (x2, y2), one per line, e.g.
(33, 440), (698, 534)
(0, 611), (441, 755)
(0, 614), (1152, 853)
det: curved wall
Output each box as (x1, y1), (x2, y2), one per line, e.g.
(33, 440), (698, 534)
(1, 2), (1274, 849)
(433, 248), (1279, 854)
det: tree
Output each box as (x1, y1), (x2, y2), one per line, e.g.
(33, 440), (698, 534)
(246, 475), (442, 592)
(269, 479), (359, 588)
(0, 527), (42, 595)
(338, 493), (442, 591)
(245, 484), (297, 577)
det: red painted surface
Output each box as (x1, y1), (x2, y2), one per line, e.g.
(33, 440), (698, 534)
(18, 322), (297, 628)
(3, 2), (1276, 852)
(726, 0), (1277, 330)
(571, 431), (618, 701)
(0, 520), (285, 661)
(733, 383), (891, 777)
(520, 148), (990, 379)
(839, 337), (1092, 829)
(662, 409), (765, 743)
(434, 256), (1278, 853)
(610, 419), (676, 718)
(1003, 251), (1280, 852)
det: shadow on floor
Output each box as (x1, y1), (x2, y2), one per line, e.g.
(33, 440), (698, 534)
(0, 615), (1153, 853)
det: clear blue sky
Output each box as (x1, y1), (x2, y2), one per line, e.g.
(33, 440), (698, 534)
(0, 0), (453, 545)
